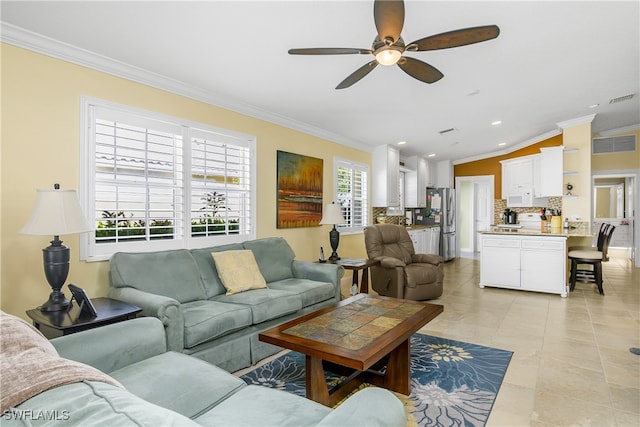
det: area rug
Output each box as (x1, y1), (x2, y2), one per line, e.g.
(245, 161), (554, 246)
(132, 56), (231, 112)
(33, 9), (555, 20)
(241, 334), (512, 427)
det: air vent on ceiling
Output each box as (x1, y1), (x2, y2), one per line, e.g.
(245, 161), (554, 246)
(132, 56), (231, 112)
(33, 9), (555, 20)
(609, 94), (635, 104)
(592, 135), (636, 154)
(439, 127), (458, 135)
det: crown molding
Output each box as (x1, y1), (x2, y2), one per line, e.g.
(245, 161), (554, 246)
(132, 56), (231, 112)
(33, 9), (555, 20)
(598, 123), (640, 137)
(452, 128), (562, 165)
(0, 22), (370, 153)
(556, 114), (596, 130)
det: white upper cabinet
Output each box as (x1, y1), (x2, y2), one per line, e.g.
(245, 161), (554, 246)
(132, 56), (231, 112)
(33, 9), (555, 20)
(404, 156), (429, 208)
(535, 146), (564, 197)
(501, 155), (535, 197)
(372, 144), (400, 207)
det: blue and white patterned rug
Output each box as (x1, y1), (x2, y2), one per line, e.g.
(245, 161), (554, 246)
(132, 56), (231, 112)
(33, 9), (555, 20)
(241, 334), (512, 427)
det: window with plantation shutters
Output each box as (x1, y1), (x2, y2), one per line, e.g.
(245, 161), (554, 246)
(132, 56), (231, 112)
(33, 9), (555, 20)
(81, 98), (256, 261)
(335, 158), (369, 232)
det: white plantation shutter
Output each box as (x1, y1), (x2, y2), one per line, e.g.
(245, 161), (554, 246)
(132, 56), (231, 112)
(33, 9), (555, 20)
(335, 159), (369, 232)
(190, 129), (252, 237)
(81, 99), (255, 261)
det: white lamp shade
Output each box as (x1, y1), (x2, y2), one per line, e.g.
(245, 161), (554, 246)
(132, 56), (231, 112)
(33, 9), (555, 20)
(319, 203), (346, 225)
(21, 188), (93, 236)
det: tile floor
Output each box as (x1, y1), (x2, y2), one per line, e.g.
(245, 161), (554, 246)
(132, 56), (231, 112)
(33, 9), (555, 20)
(414, 248), (640, 427)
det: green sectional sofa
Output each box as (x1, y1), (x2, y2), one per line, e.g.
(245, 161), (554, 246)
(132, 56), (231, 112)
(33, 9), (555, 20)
(108, 237), (344, 372)
(1, 312), (406, 426)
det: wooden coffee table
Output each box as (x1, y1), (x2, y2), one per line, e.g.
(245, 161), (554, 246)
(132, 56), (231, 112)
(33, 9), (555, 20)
(259, 294), (443, 406)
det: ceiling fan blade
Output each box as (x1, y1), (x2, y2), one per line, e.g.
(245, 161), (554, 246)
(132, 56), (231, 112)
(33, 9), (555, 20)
(288, 48), (372, 55)
(336, 60), (379, 89)
(410, 25), (500, 51)
(374, 0), (405, 43)
(397, 57), (443, 84)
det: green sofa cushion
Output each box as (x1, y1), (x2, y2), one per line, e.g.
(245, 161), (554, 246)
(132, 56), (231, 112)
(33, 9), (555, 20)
(191, 244), (244, 298)
(110, 249), (206, 303)
(194, 385), (331, 427)
(267, 278), (336, 308)
(242, 237), (295, 282)
(110, 352), (246, 419)
(14, 381), (198, 426)
(181, 300), (252, 349)
(212, 289), (302, 324)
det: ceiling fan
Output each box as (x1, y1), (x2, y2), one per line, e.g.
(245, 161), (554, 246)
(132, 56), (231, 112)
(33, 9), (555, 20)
(288, 0), (500, 89)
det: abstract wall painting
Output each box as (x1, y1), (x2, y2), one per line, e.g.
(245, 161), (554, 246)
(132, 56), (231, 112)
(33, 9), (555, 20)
(276, 150), (323, 229)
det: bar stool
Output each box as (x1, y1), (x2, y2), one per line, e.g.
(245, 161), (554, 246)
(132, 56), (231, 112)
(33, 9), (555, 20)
(568, 224), (615, 295)
(568, 223), (609, 254)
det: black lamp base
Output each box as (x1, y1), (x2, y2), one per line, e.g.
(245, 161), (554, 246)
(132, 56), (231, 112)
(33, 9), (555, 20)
(40, 290), (71, 312)
(40, 236), (71, 312)
(328, 226), (340, 261)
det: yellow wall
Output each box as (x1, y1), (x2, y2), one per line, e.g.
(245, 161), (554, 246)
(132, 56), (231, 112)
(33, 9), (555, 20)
(591, 129), (640, 171)
(1, 44), (370, 319)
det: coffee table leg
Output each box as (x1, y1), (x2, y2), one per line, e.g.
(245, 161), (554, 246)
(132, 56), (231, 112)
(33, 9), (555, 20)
(306, 355), (330, 405)
(383, 338), (410, 395)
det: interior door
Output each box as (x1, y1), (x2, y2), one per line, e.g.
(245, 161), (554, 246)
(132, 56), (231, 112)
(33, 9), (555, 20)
(474, 181), (492, 252)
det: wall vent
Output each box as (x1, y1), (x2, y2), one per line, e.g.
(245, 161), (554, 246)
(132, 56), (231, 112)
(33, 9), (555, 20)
(609, 94), (635, 104)
(592, 135), (636, 154)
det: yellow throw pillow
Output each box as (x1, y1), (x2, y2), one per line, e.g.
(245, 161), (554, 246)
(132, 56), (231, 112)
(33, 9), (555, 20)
(211, 250), (267, 295)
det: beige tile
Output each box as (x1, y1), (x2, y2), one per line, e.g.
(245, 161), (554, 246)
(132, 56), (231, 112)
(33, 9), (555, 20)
(609, 383), (640, 414)
(531, 389), (616, 426)
(536, 357), (610, 406)
(486, 383), (535, 427)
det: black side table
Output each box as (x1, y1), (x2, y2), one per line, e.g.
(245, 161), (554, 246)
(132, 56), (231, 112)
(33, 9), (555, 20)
(326, 258), (378, 297)
(26, 297), (141, 339)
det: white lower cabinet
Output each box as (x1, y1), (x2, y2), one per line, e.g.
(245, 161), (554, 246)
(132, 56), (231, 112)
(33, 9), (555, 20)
(408, 227), (440, 255)
(480, 234), (567, 297)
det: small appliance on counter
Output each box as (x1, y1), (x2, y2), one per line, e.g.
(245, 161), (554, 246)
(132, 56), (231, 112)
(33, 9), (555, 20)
(502, 209), (517, 225)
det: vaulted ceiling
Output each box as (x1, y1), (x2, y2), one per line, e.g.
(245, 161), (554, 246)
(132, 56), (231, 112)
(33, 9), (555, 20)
(2, 1), (638, 162)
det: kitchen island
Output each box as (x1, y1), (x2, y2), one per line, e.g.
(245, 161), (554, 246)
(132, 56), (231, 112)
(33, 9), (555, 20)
(479, 226), (592, 297)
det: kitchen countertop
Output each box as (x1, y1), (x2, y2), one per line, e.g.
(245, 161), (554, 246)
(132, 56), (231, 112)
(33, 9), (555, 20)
(480, 227), (593, 238)
(404, 225), (441, 229)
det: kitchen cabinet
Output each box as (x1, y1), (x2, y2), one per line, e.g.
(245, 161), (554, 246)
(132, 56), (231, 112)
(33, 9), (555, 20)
(372, 144), (400, 207)
(534, 146), (563, 197)
(501, 156), (534, 197)
(408, 227), (440, 255)
(404, 156), (429, 208)
(479, 234), (567, 297)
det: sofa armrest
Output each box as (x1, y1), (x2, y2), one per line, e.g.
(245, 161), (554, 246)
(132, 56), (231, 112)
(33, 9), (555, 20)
(108, 287), (184, 352)
(51, 317), (166, 373)
(412, 253), (444, 265)
(292, 260), (344, 302)
(316, 387), (406, 427)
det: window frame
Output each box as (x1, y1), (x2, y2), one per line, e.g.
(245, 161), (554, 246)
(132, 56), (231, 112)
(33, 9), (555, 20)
(80, 96), (257, 262)
(333, 157), (370, 234)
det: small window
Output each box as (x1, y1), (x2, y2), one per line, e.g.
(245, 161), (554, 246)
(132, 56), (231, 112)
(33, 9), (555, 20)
(81, 98), (256, 261)
(335, 158), (369, 233)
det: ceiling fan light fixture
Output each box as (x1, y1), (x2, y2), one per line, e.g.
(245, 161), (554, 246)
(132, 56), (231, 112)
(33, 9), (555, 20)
(375, 46), (402, 66)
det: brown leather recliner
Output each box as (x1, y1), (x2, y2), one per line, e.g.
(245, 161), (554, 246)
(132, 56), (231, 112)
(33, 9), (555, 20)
(364, 224), (444, 300)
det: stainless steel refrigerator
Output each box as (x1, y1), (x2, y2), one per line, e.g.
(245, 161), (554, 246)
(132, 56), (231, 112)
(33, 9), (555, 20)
(426, 187), (456, 261)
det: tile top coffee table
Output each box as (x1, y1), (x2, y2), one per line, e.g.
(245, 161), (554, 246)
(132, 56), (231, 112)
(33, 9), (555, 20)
(259, 293), (443, 406)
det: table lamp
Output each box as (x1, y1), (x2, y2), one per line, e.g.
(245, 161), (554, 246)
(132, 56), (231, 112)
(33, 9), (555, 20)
(319, 202), (346, 261)
(21, 184), (93, 312)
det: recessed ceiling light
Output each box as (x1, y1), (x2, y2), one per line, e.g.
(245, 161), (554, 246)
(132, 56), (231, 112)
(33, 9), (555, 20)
(588, 103), (600, 109)
(467, 89), (480, 96)
(498, 142), (506, 146)
(427, 153), (436, 158)
(491, 120), (502, 126)
(397, 141), (407, 145)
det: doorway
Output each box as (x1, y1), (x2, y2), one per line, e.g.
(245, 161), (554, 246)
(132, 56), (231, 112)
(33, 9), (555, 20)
(455, 175), (494, 257)
(592, 171), (638, 267)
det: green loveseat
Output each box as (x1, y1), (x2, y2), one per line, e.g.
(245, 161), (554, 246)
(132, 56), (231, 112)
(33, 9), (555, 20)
(108, 237), (344, 372)
(1, 313), (406, 426)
